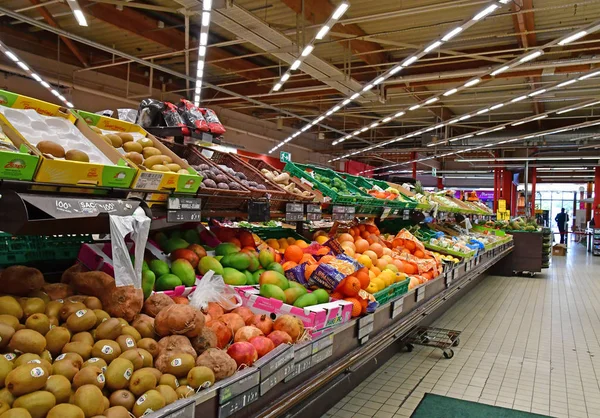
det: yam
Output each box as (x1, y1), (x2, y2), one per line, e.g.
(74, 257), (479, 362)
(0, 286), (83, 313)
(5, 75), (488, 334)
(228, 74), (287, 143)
(70, 271), (116, 298)
(102, 286), (143, 323)
(195, 348), (237, 381)
(154, 305), (205, 338)
(42, 283), (74, 301)
(157, 336), (196, 358)
(190, 328), (218, 356)
(1, 266), (44, 296)
(61, 263), (84, 284)
(142, 294), (174, 318)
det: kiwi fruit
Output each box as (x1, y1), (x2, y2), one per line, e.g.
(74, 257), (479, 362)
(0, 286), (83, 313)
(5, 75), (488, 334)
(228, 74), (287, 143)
(122, 142), (143, 154)
(71, 332), (94, 347)
(0, 388), (15, 406)
(103, 405), (130, 418)
(83, 297), (102, 310)
(116, 132), (134, 142)
(117, 351), (143, 371)
(163, 353), (194, 378)
(115, 335), (136, 353)
(61, 342), (92, 360)
(27, 292), (49, 305)
(59, 302), (86, 322)
(13, 355), (40, 369)
(93, 310), (110, 327)
(103, 396), (110, 411)
(0, 297), (24, 320)
(72, 366), (104, 390)
(175, 385), (194, 399)
(178, 377), (187, 387)
(44, 327), (70, 358)
(158, 374), (178, 390)
(107, 135), (123, 148)
(136, 349), (153, 368)
(155, 384), (177, 405)
(90, 126), (102, 134)
(109, 390), (134, 411)
(137, 138), (154, 148)
(27, 360), (51, 378)
(12, 390), (55, 418)
(91, 340), (121, 363)
(66, 309), (97, 333)
(166, 163), (181, 172)
(73, 384), (104, 418)
(24, 314), (49, 336)
(1, 355), (16, 365)
(95, 319), (121, 341)
(36, 141), (65, 158)
(8, 330), (46, 355)
(128, 369), (157, 397)
(51, 360), (79, 381)
(187, 366), (215, 389)
(0, 356), (14, 388)
(54, 352), (83, 366)
(0, 324), (15, 350)
(104, 358), (133, 391)
(20, 299), (45, 319)
(116, 319), (128, 327)
(0, 403), (8, 415)
(0, 316), (20, 329)
(123, 152), (143, 165)
(65, 150), (90, 163)
(131, 389), (165, 418)
(39, 351), (52, 364)
(82, 358), (107, 372)
(47, 404), (85, 418)
(118, 327), (139, 342)
(43, 375), (71, 404)
(99, 135), (112, 145)
(151, 164), (170, 172)
(0, 408), (32, 418)
(140, 367), (161, 382)
(44, 301), (63, 319)
(142, 147), (162, 159)
(136, 339), (158, 358)
(47, 317), (59, 328)
(6, 362), (50, 396)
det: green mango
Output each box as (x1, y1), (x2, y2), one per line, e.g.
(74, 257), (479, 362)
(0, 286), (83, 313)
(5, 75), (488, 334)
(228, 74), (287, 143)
(163, 238), (190, 254)
(293, 293), (318, 308)
(247, 255), (260, 272)
(183, 229), (201, 245)
(223, 267), (247, 286)
(142, 260), (149, 271)
(198, 256), (224, 275)
(284, 287), (306, 305)
(221, 253), (251, 271)
(267, 262), (284, 275)
(260, 284), (286, 302)
(288, 281), (305, 290)
(252, 269), (265, 284)
(215, 243), (240, 256)
(149, 259), (170, 277)
(243, 270), (254, 285)
(155, 274), (182, 291)
(312, 289), (330, 304)
(171, 259), (196, 287)
(141, 270), (155, 299)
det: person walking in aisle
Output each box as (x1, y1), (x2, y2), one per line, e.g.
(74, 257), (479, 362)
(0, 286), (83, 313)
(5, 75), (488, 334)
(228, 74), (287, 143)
(555, 208), (569, 244)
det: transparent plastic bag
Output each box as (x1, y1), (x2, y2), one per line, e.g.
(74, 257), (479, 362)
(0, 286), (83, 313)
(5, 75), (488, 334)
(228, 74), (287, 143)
(189, 270), (242, 311)
(117, 108), (138, 123)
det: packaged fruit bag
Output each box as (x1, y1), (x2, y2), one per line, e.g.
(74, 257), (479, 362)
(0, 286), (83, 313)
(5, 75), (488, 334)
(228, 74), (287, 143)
(307, 254), (363, 290)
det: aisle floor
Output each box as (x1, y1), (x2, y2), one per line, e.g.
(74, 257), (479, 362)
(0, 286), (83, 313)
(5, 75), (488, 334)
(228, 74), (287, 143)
(323, 243), (600, 418)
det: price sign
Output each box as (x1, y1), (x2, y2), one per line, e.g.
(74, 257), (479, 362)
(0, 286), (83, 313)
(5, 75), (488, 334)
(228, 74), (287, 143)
(285, 203), (304, 222)
(332, 206), (354, 221)
(416, 286), (425, 303)
(306, 204), (322, 221)
(255, 344), (294, 380)
(168, 197), (201, 210)
(381, 207), (392, 220)
(259, 362), (295, 395)
(285, 356), (312, 382)
(357, 315), (374, 339)
(167, 197), (202, 223)
(391, 298), (404, 319)
(218, 387), (260, 418)
(21, 195), (140, 219)
(403, 209), (411, 220)
(311, 331), (333, 355)
(142, 399), (195, 418)
(217, 367), (260, 404)
(311, 345), (333, 366)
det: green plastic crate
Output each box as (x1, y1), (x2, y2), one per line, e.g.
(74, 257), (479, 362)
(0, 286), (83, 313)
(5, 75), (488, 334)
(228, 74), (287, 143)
(424, 243), (475, 259)
(0, 233), (93, 266)
(249, 227), (306, 242)
(374, 279), (410, 305)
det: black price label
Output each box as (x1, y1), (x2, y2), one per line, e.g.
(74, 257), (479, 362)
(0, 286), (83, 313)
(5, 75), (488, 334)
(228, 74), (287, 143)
(307, 204), (322, 213)
(286, 203), (304, 213)
(416, 286), (425, 302)
(307, 212), (322, 221)
(167, 210), (202, 223)
(142, 398), (195, 418)
(168, 197), (201, 210)
(358, 322), (374, 339)
(391, 298), (404, 319)
(217, 368), (260, 404)
(285, 356), (312, 382)
(311, 345), (333, 366)
(218, 387), (260, 418)
(311, 332), (333, 355)
(285, 212), (304, 222)
(259, 362), (295, 395)
(255, 344), (294, 379)
(403, 209), (411, 220)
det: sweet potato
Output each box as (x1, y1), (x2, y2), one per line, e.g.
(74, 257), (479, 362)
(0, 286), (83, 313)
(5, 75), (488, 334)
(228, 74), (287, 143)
(61, 263), (85, 284)
(42, 283), (74, 300)
(102, 285), (143, 323)
(190, 327), (218, 356)
(70, 271), (117, 298)
(195, 348), (237, 381)
(157, 335), (196, 358)
(142, 294), (174, 318)
(154, 305), (205, 338)
(1, 266), (44, 296)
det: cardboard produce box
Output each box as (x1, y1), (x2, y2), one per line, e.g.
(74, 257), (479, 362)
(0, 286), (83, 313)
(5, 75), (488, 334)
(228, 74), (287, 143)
(552, 244), (567, 256)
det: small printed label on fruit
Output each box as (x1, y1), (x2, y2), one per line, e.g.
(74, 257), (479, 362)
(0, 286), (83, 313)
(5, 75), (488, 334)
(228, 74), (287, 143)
(30, 367), (44, 378)
(57, 299), (64, 303)
(50, 325), (55, 329)
(101, 345), (113, 355)
(55, 354), (66, 361)
(75, 309), (87, 318)
(3, 353), (15, 361)
(124, 368), (133, 380)
(201, 381), (212, 389)
(171, 358), (182, 367)
(28, 360), (41, 364)
(97, 373), (105, 383)
(88, 357), (99, 363)
(143, 409), (154, 416)
(102, 366), (107, 372)
(126, 338), (135, 348)
(102, 318), (108, 323)
(136, 395), (146, 405)
(175, 379), (180, 387)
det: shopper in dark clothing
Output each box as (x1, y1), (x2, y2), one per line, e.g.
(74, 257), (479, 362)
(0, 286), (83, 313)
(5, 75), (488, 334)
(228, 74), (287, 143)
(555, 208), (569, 244)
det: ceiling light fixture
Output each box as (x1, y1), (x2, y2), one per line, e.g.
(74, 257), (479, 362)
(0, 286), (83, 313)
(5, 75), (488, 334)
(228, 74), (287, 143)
(464, 78), (481, 87)
(491, 65), (510, 76)
(444, 88), (458, 96)
(425, 97), (439, 105)
(424, 41), (442, 53)
(558, 30), (588, 45)
(442, 27), (463, 42)
(529, 89), (546, 97)
(402, 56), (418, 67)
(473, 4), (498, 21)
(519, 50), (543, 63)
(66, 0), (88, 26)
(193, 0), (213, 106)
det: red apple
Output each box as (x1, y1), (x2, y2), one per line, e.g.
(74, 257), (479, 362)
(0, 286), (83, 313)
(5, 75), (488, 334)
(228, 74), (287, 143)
(187, 244), (207, 260)
(170, 248), (199, 268)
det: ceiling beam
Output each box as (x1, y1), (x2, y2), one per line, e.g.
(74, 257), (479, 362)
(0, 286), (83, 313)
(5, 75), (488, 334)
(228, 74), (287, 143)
(28, 0), (89, 67)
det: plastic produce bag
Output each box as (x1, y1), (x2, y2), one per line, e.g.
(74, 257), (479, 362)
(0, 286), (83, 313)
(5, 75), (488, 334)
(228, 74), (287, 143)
(189, 270), (242, 311)
(136, 98), (164, 128)
(198, 108), (226, 134)
(177, 99), (209, 132)
(162, 102), (186, 127)
(109, 207), (151, 288)
(118, 108), (138, 123)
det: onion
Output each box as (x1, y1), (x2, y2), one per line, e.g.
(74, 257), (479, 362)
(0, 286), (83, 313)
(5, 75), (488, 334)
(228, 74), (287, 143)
(219, 313), (245, 334)
(206, 320), (232, 349)
(232, 307), (254, 324)
(273, 315), (304, 342)
(234, 326), (263, 343)
(227, 342), (258, 367)
(249, 336), (274, 358)
(247, 314), (273, 335)
(267, 330), (293, 347)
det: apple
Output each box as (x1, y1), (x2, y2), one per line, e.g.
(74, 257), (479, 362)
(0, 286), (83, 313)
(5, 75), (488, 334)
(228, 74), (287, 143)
(170, 248), (200, 268)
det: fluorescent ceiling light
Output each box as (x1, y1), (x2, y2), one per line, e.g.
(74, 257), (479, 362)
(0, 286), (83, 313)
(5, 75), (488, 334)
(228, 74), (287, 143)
(491, 65), (510, 76)
(448, 119), (458, 124)
(31, 74), (42, 82)
(342, 99), (351, 106)
(557, 79), (577, 88)
(281, 73), (290, 82)
(464, 79), (481, 87)
(203, 0), (212, 10)
(389, 65), (402, 75)
(425, 97), (439, 105)
(395, 111), (406, 118)
(459, 114), (472, 121)
(402, 56), (418, 67)
(442, 27), (463, 42)
(512, 95), (527, 102)
(350, 93), (360, 100)
(301, 45), (314, 56)
(200, 33), (208, 46)
(424, 41), (442, 53)
(444, 88), (458, 96)
(202, 12), (210, 26)
(16, 62), (29, 71)
(373, 76), (386, 85)
(370, 122), (379, 128)
(71, 8), (88, 27)
(476, 108), (490, 114)
(316, 25), (330, 40)
(360, 127), (368, 133)
(382, 117), (392, 123)
(290, 60), (301, 71)
(529, 89), (546, 97)
(579, 70), (600, 80)
(362, 84), (374, 92)
(559, 30), (587, 46)
(473, 4), (498, 21)
(273, 83), (282, 91)
(409, 104), (421, 111)
(41, 81), (50, 88)
(3, 50), (18, 62)
(332, 105), (341, 112)
(520, 50), (543, 63)
(332, 2), (350, 19)
(490, 103), (504, 110)
(199, 46), (206, 57)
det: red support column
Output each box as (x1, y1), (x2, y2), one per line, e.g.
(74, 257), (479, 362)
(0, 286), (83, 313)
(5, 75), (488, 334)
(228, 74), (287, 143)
(493, 168), (499, 212)
(437, 177), (444, 190)
(594, 167), (600, 228)
(511, 183), (517, 215)
(530, 167), (537, 217)
(502, 168), (512, 213)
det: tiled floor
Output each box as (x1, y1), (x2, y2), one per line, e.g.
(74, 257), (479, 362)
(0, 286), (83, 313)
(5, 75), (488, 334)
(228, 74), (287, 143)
(323, 243), (600, 418)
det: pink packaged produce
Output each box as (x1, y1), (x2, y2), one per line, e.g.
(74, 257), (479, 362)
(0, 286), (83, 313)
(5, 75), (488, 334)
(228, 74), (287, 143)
(236, 287), (353, 335)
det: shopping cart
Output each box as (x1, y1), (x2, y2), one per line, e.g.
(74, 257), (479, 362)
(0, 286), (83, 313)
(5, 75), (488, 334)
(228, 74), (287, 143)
(404, 326), (461, 359)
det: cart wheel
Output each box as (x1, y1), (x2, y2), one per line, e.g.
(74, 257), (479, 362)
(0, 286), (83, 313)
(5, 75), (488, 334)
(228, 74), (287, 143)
(443, 349), (454, 359)
(452, 337), (460, 347)
(406, 343), (414, 352)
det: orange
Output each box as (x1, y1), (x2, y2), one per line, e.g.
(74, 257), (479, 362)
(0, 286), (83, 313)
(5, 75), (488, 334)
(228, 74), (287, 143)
(342, 246), (355, 258)
(365, 224), (378, 234)
(375, 258), (388, 270)
(359, 297), (368, 314)
(383, 247), (392, 256)
(330, 291), (344, 300)
(363, 250), (378, 264)
(355, 270), (370, 289)
(370, 266), (381, 276)
(301, 253), (317, 264)
(368, 270), (375, 279)
(338, 233), (354, 243)
(345, 298), (362, 317)
(360, 231), (370, 240)
(354, 239), (369, 254)
(284, 245), (304, 263)
(392, 238), (404, 248)
(287, 237), (296, 245)
(296, 240), (309, 249)
(266, 239), (280, 250)
(316, 235), (328, 244)
(282, 261), (297, 271)
(341, 241), (356, 252)
(408, 276), (420, 290)
(414, 250), (425, 259)
(340, 277), (361, 297)
(358, 224), (366, 232)
(369, 243), (384, 258)
(404, 240), (416, 252)
(404, 263), (417, 275)
(304, 264), (318, 280)
(316, 247), (330, 256)
(422, 271), (433, 280)
(357, 255), (372, 269)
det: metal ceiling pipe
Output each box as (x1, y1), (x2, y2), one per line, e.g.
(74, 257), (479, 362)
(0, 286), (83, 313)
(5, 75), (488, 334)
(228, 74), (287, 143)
(0, 6), (349, 137)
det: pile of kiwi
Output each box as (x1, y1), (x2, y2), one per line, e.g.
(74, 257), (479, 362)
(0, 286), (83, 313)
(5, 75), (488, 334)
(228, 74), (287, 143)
(0, 292), (216, 418)
(36, 142), (90, 163)
(89, 128), (189, 174)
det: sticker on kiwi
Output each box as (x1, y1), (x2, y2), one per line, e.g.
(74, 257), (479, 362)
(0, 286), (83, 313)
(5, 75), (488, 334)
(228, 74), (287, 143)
(136, 395), (146, 405)
(56, 299), (64, 303)
(3, 354), (16, 361)
(201, 381), (212, 389)
(102, 318), (108, 323)
(55, 354), (66, 361)
(75, 309), (87, 318)
(50, 325), (55, 329)
(0, 337), (2, 343)
(102, 366), (107, 373)
(175, 379), (180, 387)
(124, 368), (133, 380)
(125, 338), (135, 348)
(88, 357), (99, 363)
(143, 409), (154, 416)
(101, 345), (113, 355)
(28, 360), (41, 364)
(97, 373), (105, 384)
(30, 367), (45, 378)
(171, 358), (182, 367)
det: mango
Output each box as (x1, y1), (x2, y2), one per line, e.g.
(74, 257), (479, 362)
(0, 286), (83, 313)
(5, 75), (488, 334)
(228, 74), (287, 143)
(243, 271), (254, 285)
(198, 257), (224, 275)
(258, 248), (275, 269)
(260, 284), (285, 302)
(149, 260), (169, 277)
(170, 259), (196, 287)
(284, 287), (306, 305)
(215, 243), (240, 256)
(259, 271), (289, 290)
(289, 281), (305, 290)
(163, 238), (190, 254)
(247, 256), (260, 272)
(155, 274), (182, 291)
(312, 289), (330, 304)
(183, 229), (201, 245)
(267, 262), (284, 275)
(252, 269), (265, 284)
(153, 232), (168, 249)
(293, 293), (318, 308)
(141, 270), (155, 299)
(220, 253), (251, 271)
(222, 268), (247, 286)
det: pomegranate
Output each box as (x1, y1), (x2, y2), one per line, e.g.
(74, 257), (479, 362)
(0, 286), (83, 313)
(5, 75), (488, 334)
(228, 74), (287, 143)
(203, 302), (224, 320)
(206, 320), (233, 349)
(233, 307), (254, 324)
(219, 313), (245, 334)
(227, 342), (258, 367)
(234, 326), (264, 343)
(267, 330), (293, 347)
(249, 336), (274, 358)
(273, 315), (305, 342)
(247, 314), (273, 335)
